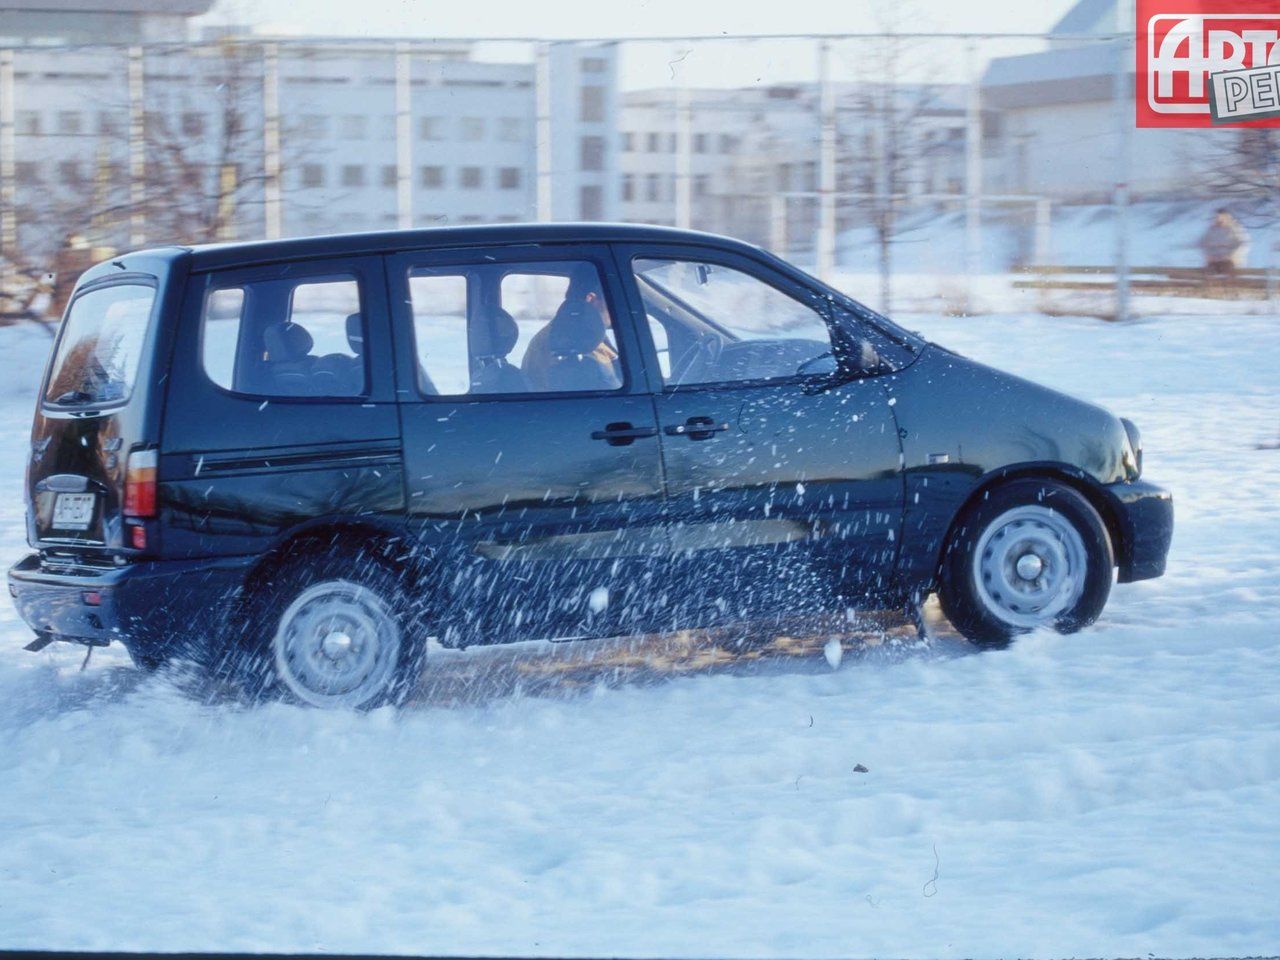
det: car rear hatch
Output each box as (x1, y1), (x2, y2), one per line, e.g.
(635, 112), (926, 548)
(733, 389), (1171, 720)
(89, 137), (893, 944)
(28, 274), (163, 556)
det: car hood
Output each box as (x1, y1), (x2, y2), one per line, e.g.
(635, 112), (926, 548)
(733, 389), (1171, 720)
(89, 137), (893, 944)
(883, 344), (1132, 485)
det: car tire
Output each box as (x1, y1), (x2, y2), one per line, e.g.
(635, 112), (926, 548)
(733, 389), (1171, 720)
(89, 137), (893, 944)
(234, 547), (427, 709)
(937, 478), (1114, 647)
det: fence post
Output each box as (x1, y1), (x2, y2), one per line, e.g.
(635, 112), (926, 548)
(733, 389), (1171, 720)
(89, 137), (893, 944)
(1033, 197), (1051, 266)
(674, 83), (692, 230)
(395, 42), (413, 230)
(817, 40), (837, 282)
(1113, 6), (1133, 321)
(964, 40), (983, 278)
(769, 193), (787, 256)
(127, 46), (146, 248)
(262, 42), (282, 240)
(535, 43), (552, 222)
(0, 49), (15, 292)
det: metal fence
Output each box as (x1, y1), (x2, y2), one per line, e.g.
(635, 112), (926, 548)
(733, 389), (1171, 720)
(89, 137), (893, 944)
(0, 29), (1273, 319)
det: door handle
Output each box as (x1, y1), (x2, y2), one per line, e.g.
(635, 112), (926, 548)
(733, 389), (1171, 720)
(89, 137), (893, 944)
(591, 422), (659, 446)
(664, 416), (730, 440)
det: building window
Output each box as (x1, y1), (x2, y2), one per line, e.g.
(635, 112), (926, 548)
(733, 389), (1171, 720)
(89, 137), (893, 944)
(57, 111), (83, 135)
(419, 117), (444, 141)
(719, 134), (740, 154)
(301, 164), (325, 188)
(693, 132), (708, 154)
(381, 164), (398, 188)
(646, 132), (660, 153)
(300, 114), (328, 139)
(580, 85), (606, 123)
(498, 117), (522, 141)
(667, 132), (678, 153)
(498, 167), (522, 190)
(16, 111), (39, 136)
(693, 174), (711, 197)
(181, 112), (206, 137)
(645, 173), (660, 202)
(58, 160), (81, 184)
(341, 164), (366, 188)
(420, 165), (445, 188)
(460, 117), (485, 141)
(580, 184), (603, 221)
(580, 135), (605, 171)
(621, 173), (634, 202)
(15, 161), (39, 185)
(581, 57), (607, 73)
(621, 131), (634, 152)
(459, 166), (483, 189)
(97, 112), (122, 137)
(341, 115), (367, 139)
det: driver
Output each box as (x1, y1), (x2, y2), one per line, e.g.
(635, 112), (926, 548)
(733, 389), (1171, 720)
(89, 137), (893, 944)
(522, 264), (618, 391)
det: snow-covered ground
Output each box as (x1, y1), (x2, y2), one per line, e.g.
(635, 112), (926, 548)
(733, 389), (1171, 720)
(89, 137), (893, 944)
(0, 310), (1277, 957)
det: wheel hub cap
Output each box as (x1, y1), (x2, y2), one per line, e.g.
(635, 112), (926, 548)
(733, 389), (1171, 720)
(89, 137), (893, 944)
(272, 580), (401, 708)
(1015, 552), (1045, 581)
(972, 505), (1088, 630)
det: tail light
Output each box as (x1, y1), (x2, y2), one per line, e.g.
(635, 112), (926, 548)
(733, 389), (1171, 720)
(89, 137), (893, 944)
(123, 448), (158, 519)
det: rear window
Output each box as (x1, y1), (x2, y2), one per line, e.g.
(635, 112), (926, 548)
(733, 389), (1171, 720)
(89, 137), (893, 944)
(45, 283), (156, 406)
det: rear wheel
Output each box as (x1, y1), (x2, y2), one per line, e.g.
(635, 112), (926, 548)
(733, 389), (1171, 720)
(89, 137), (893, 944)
(239, 548), (426, 708)
(938, 478), (1114, 647)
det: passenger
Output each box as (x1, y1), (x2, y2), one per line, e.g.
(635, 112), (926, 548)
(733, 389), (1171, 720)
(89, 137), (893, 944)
(522, 265), (618, 391)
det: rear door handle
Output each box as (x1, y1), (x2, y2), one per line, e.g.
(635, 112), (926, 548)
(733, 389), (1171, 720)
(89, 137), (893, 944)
(664, 416), (730, 440)
(591, 422), (659, 446)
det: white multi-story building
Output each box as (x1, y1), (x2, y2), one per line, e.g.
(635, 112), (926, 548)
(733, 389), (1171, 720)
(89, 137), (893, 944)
(0, 0), (619, 259)
(617, 83), (967, 246)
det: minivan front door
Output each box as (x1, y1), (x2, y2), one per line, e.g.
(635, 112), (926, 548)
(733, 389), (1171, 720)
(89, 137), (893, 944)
(616, 245), (904, 621)
(387, 245), (666, 645)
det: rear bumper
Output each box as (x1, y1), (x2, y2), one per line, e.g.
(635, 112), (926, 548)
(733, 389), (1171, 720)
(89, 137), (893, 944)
(8, 553), (255, 659)
(1103, 479), (1174, 582)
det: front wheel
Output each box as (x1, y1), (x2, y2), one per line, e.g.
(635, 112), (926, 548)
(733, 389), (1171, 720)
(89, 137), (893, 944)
(938, 478), (1114, 647)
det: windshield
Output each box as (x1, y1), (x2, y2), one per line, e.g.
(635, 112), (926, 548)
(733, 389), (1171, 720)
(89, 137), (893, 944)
(44, 283), (155, 406)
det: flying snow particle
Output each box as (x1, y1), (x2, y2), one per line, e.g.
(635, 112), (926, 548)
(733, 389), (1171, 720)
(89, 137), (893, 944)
(823, 637), (843, 669)
(588, 586), (609, 613)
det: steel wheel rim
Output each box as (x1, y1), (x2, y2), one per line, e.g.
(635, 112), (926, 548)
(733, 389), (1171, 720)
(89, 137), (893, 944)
(272, 580), (401, 708)
(972, 504), (1088, 630)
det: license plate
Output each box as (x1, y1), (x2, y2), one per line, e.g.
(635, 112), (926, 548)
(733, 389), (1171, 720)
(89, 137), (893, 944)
(52, 492), (95, 530)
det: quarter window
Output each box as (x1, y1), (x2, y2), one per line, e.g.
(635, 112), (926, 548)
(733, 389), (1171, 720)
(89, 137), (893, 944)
(406, 260), (621, 397)
(200, 276), (366, 398)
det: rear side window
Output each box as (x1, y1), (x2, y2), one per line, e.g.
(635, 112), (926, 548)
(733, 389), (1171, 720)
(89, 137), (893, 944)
(200, 276), (365, 398)
(45, 283), (155, 406)
(406, 259), (622, 397)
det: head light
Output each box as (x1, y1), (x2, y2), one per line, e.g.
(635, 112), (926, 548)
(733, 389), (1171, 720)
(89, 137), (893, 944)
(1120, 417), (1142, 479)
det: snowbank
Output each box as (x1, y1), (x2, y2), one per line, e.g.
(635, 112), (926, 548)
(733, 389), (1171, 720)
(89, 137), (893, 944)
(0, 311), (1277, 957)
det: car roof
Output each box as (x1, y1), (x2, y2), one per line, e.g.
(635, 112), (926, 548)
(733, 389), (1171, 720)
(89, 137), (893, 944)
(163, 222), (766, 272)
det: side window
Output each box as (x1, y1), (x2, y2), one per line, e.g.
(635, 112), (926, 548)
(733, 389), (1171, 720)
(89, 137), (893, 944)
(632, 257), (836, 387)
(200, 275), (366, 398)
(407, 259), (622, 397)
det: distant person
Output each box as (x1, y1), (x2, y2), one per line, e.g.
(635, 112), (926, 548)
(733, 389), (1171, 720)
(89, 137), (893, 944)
(522, 264), (619, 391)
(1199, 208), (1250, 276)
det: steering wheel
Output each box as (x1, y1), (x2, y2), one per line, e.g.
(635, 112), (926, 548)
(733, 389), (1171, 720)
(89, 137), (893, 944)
(671, 333), (723, 384)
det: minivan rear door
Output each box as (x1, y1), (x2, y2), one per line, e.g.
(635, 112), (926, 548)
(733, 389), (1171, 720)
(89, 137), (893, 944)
(387, 243), (667, 644)
(28, 270), (167, 553)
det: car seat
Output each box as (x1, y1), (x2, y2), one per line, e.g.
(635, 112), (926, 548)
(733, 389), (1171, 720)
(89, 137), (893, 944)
(470, 308), (529, 395)
(311, 312), (365, 395)
(545, 302), (620, 392)
(262, 321), (317, 395)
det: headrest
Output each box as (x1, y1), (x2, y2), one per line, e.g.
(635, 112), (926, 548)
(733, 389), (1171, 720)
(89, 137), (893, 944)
(564, 262), (603, 301)
(472, 309), (520, 359)
(548, 301), (605, 357)
(263, 321), (313, 362)
(345, 313), (363, 353)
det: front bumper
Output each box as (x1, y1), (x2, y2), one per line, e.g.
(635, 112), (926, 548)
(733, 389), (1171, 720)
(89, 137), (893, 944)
(1103, 479), (1174, 582)
(8, 552), (255, 659)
